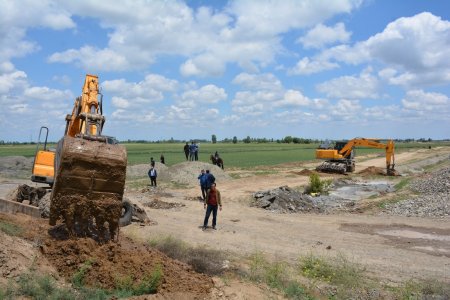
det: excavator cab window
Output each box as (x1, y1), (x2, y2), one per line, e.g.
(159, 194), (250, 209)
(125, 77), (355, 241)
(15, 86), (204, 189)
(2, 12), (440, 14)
(334, 141), (348, 151)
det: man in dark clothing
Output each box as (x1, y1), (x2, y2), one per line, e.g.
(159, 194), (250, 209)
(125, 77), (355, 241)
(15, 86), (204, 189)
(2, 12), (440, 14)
(160, 154), (165, 164)
(183, 143), (189, 160)
(150, 157), (155, 167)
(197, 169), (207, 200)
(148, 166), (157, 187)
(205, 170), (215, 190)
(203, 183), (222, 230)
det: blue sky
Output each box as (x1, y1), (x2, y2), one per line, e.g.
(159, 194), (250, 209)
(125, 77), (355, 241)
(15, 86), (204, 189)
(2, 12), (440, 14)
(1, 0), (449, 142)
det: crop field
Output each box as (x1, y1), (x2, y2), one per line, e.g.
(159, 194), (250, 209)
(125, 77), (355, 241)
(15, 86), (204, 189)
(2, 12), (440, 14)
(1, 141), (448, 168)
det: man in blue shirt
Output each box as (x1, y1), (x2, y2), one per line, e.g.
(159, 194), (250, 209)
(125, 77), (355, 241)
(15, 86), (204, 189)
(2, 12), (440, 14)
(197, 169), (207, 200)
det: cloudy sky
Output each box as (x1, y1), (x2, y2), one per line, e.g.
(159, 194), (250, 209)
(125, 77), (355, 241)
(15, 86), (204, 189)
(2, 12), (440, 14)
(1, 0), (449, 142)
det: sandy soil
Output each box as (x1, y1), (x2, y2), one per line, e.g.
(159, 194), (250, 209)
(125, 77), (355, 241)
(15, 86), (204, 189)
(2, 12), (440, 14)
(123, 146), (450, 285)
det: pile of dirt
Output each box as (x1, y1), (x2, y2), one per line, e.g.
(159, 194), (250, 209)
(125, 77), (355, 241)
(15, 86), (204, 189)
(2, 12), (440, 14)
(127, 161), (230, 186)
(167, 162), (231, 186)
(0, 156), (33, 178)
(144, 199), (186, 209)
(358, 166), (386, 176)
(252, 186), (321, 213)
(127, 162), (169, 179)
(41, 236), (213, 297)
(291, 169), (316, 176)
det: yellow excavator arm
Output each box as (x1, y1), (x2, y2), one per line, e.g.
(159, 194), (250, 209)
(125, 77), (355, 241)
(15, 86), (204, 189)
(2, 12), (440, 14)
(31, 74), (127, 241)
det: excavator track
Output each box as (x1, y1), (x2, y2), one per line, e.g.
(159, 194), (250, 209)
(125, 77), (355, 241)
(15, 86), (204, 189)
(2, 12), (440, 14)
(316, 162), (347, 174)
(49, 136), (127, 241)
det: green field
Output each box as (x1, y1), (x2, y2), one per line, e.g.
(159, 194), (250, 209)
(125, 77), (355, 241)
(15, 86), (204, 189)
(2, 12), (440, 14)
(1, 141), (448, 168)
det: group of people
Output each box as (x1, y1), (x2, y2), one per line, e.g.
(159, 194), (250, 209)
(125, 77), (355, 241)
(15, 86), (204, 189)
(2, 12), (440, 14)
(184, 142), (199, 161)
(146, 153), (224, 230)
(198, 169), (221, 230)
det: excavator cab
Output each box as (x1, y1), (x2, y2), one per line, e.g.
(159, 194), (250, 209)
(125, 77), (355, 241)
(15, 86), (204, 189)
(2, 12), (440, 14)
(31, 126), (55, 185)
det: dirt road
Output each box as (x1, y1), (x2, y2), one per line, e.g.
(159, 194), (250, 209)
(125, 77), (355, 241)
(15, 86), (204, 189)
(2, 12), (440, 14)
(123, 147), (450, 284)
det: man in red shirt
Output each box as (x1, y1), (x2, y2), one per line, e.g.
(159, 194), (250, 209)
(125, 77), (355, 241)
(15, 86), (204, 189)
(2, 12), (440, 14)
(203, 183), (222, 230)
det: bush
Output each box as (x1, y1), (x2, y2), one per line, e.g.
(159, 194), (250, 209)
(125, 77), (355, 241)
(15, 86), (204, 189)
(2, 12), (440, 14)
(305, 173), (331, 194)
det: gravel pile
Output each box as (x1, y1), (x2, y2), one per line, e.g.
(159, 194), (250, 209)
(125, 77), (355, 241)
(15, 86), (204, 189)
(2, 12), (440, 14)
(252, 186), (322, 213)
(383, 167), (450, 218)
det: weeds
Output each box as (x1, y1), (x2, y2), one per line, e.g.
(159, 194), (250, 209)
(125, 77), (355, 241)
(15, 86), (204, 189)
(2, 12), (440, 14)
(114, 265), (162, 296)
(72, 259), (93, 288)
(394, 178), (411, 190)
(148, 235), (226, 275)
(0, 221), (23, 236)
(298, 253), (364, 287)
(305, 173), (331, 194)
(247, 251), (313, 299)
(394, 279), (450, 300)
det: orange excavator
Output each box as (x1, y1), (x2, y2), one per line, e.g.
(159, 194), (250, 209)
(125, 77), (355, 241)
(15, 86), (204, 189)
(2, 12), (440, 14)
(315, 138), (396, 175)
(31, 74), (128, 241)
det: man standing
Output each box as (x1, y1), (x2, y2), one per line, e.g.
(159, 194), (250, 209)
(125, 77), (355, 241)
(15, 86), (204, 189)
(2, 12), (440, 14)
(205, 170), (215, 190)
(194, 142), (199, 161)
(160, 154), (165, 164)
(197, 169), (207, 200)
(183, 143), (189, 160)
(148, 166), (157, 187)
(203, 183), (222, 230)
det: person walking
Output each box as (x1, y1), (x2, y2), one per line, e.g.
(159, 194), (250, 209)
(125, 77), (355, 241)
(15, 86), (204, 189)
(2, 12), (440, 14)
(183, 143), (189, 160)
(197, 169), (207, 200)
(189, 142), (195, 161)
(194, 142), (199, 161)
(148, 166), (157, 187)
(205, 169), (215, 190)
(150, 157), (155, 167)
(203, 183), (222, 230)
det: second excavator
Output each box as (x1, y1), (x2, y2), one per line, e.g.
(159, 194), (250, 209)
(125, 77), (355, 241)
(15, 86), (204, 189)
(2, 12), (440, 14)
(315, 138), (396, 175)
(31, 74), (127, 241)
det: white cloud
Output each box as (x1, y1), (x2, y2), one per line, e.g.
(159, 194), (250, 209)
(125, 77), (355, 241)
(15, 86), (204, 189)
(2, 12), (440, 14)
(23, 86), (72, 101)
(401, 89), (449, 112)
(298, 22), (351, 49)
(274, 90), (311, 107)
(316, 67), (380, 99)
(305, 12), (450, 86)
(40, 0), (361, 75)
(289, 56), (339, 75)
(181, 84), (227, 104)
(232, 73), (283, 91)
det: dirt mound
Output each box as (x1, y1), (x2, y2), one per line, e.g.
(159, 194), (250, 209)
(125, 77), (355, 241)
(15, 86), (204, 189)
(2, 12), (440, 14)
(358, 166), (386, 176)
(144, 199), (185, 209)
(252, 186), (321, 213)
(41, 236), (212, 296)
(127, 162), (169, 179)
(291, 169), (316, 176)
(167, 161), (231, 186)
(0, 156), (33, 178)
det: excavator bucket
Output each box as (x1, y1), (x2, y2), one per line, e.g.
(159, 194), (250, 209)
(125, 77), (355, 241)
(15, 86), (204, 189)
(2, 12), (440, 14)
(49, 136), (127, 241)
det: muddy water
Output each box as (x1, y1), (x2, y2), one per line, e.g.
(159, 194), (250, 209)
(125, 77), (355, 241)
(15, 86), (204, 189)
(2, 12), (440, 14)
(49, 136), (127, 241)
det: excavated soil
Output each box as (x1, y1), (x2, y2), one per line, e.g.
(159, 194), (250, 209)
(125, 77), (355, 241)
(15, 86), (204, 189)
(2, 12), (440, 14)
(358, 166), (387, 176)
(144, 199), (186, 209)
(0, 212), (213, 298)
(41, 236), (213, 295)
